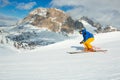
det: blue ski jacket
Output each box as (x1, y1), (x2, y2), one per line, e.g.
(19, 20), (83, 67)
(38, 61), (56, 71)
(81, 29), (94, 42)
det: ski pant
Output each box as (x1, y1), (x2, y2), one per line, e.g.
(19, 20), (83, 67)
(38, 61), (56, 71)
(83, 38), (94, 49)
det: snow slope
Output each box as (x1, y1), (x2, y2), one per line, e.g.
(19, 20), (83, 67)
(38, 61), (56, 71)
(0, 31), (120, 80)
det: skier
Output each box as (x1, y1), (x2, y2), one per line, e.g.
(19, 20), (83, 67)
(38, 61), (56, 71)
(79, 28), (95, 52)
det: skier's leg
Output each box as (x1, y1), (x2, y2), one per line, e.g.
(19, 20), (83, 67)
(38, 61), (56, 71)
(83, 42), (89, 51)
(87, 38), (94, 48)
(85, 38), (95, 51)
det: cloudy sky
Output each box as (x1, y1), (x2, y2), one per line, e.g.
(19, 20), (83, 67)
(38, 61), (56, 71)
(0, 0), (120, 27)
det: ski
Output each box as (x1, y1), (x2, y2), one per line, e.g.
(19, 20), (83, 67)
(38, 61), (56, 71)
(67, 50), (107, 54)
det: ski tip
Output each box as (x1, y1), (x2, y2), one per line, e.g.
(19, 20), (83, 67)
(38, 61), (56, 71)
(95, 50), (108, 52)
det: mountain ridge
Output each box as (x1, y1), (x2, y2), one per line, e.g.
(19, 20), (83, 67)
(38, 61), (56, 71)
(18, 8), (84, 34)
(0, 8), (119, 50)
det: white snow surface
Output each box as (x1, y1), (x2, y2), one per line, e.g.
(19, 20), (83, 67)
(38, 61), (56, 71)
(0, 31), (120, 80)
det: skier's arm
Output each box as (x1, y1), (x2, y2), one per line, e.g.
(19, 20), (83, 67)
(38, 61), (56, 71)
(80, 33), (86, 44)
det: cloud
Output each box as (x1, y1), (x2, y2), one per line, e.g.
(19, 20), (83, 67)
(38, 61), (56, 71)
(0, 0), (10, 7)
(50, 0), (81, 7)
(16, 2), (36, 10)
(0, 14), (18, 25)
(50, 0), (120, 27)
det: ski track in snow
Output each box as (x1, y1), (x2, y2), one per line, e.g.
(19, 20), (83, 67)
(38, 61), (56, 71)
(0, 32), (120, 80)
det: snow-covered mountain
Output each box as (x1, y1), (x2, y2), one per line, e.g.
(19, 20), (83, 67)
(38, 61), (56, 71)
(80, 16), (119, 33)
(0, 8), (119, 50)
(0, 31), (120, 80)
(0, 25), (71, 50)
(0, 8), (84, 49)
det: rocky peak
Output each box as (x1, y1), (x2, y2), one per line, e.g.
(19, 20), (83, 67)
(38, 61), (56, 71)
(80, 16), (102, 28)
(103, 25), (118, 32)
(21, 8), (79, 33)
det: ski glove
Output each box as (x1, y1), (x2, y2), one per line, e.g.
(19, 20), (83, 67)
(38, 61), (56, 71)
(80, 41), (84, 44)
